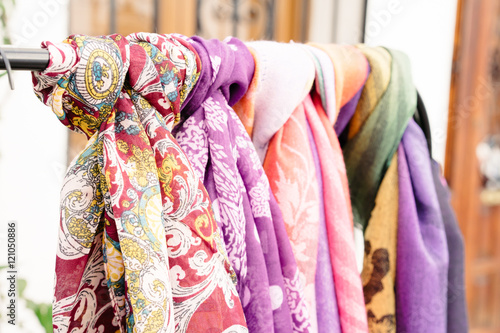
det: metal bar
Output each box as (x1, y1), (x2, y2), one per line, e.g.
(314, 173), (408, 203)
(268, 0), (275, 40)
(0, 47), (14, 89)
(361, 0), (368, 43)
(232, 0), (239, 37)
(301, 0), (310, 42)
(153, 0), (160, 33)
(332, 0), (340, 42)
(0, 47), (50, 71)
(110, 0), (117, 34)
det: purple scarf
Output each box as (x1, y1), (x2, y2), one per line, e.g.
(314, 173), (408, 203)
(397, 119), (449, 332)
(431, 162), (468, 332)
(173, 36), (306, 332)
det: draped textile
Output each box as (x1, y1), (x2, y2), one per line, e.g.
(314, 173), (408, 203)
(431, 161), (468, 332)
(397, 120), (449, 332)
(308, 44), (369, 133)
(173, 36), (305, 332)
(308, 44), (370, 269)
(242, 41), (316, 162)
(360, 153), (398, 331)
(300, 45), (342, 333)
(33, 33), (247, 333)
(341, 46), (399, 332)
(308, 123), (342, 333)
(342, 46), (416, 232)
(263, 100), (319, 332)
(305, 95), (369, 333)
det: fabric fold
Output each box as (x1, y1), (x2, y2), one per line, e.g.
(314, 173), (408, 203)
(431, 161), (468, 333)
(305, 95), (369, 333)
(173, 36), (305, 333)
(237, 41), (316, 161)
(397, 120), (449, 332)
(343, 46), (416, 233)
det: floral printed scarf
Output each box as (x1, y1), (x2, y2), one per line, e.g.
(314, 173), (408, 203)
(32, 33), (247, 333)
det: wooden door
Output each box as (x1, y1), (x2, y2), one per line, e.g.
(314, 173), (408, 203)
(446, 0), (500, 331)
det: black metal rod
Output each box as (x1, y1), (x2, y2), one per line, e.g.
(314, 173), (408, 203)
(361, 0), (368, 43)
(232, 0), (239, 37)
(0, 47), (50, 71)
(153, 0), (160, 33)
(110, 0), (117, 34)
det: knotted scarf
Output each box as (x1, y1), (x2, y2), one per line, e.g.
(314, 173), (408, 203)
(173, 36), (304, 333)
(32, 33), (247, 333)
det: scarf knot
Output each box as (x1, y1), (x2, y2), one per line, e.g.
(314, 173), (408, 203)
(33, 32), (200, 138)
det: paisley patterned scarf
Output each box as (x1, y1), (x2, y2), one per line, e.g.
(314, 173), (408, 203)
(32, 33), (247, 333)
(173, 36), (304, 333)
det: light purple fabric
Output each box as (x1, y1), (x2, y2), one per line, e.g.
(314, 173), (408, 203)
(431, 161), (468, 332)
(306, 120), (341, 333)
(174, 36), (306, 333)
(397, 120), (449, 332)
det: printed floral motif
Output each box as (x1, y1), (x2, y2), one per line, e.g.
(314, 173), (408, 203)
(264, 105), (318, 331)
(33, 33), (247, 333)
(248, 174), (272, 218)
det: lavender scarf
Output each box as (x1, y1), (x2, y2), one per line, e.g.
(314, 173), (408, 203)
(397, 119), (449, 332)
(173, 36), (307, 332)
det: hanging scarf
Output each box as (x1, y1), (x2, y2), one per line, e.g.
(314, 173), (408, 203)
(173, 36), (304, 333)
(308, 44), (370, 270)
(360, 152), (398, 331)
(342, 46), (416, 233)
(307, 122), (342, 333)
(308, 44), (369, 135)
(300, 45), (342, 333)
(397, 120), (449, 332)
(33, 33), (247, 333)
(263, 99), (319, 332)
(344, 46), (397, 332)
(430, 161), (468, 332)
(242, 41), (316, 162)
(233, 41), (320, 332)
(304, 94), (369, 333)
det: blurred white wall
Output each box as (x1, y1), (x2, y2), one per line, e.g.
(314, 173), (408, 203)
(0, 0), (68, 332)
(308, 0), (365, 44)
(365, 0), (458, 166)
